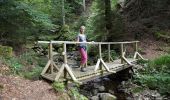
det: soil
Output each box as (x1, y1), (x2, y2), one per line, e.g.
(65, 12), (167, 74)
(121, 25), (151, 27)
(0, 75), (58, 100)
(139, 37), (168, 59)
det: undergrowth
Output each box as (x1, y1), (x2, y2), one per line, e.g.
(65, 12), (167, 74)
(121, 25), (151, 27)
(0, 49), (45, 80)
(134, 55), (170, 95)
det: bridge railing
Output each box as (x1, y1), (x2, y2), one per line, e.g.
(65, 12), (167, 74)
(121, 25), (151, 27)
(38, 41), (144, 83)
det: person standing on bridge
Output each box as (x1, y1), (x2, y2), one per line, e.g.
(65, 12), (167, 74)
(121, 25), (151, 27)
(76, 26), (88, 72)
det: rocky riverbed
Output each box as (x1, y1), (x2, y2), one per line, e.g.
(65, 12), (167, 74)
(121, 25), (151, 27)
(78, 69), (164, 100)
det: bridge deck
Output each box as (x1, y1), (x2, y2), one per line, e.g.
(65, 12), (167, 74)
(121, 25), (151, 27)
(42, 58), (137, 82)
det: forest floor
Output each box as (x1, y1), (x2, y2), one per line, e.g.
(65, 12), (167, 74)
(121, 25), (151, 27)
(139, 37), (168, 59)
(0, 75), (59, 100)
(0, 38), (169, 100)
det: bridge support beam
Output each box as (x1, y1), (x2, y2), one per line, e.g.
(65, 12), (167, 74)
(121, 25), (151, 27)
(94, 58), (116, 73)
(54, 63), (81, 84)
(121, 43), (132, 65)
(133, 42), (146, 60)
(41, 42), (59, 75)
(94, 44), (116, 73)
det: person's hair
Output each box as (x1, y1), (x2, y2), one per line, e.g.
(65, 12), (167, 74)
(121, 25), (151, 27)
(80, 26), (85, 30)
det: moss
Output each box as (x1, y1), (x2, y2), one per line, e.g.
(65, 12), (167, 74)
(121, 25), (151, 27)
(131, 86), (144, 93)
(52, 82), (65, 92)
(0, 45), (13, 58)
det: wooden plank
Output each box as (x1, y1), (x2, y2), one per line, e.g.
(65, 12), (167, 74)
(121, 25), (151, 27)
(108, 44), (111, 62)
(65, 64), (79, 83)
(55, 64), (65, 81)
(73, 58), (136, 78)
(100, 59), (111, 72)
(41, 60), (51, 75)
(94, 59), (100, 71)
(42, 58), (137, 82)
(38, 41), (139, 45)
(52, 61), (59, 71)
(42, 73), (66, 82)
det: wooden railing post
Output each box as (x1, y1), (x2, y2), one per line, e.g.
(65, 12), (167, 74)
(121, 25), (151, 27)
(63, 43), (67, 64)
(108, 44), (111, 62)
(121, 43), (124, 64)
(99, 43), (102, 59)
(135, 42), (138, 52)
(135, 42), (138, 59)
(99, 43), (102, 70)
(63, 43), (67, 78)
(49, 41), (53, 74)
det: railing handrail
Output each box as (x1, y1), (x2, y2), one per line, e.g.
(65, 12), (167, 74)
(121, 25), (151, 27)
(38, 40), (139, 44)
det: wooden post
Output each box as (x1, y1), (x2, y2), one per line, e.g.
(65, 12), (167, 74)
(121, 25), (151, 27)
(134, 42), (138, 59)
(63, 43), (67, 78)
(108, 44), (111, 62)
(99, 43), (102, 71)
(121, 43), (124, 64)
(135, 42), (138, 52)
(49, 41), (53, 74)
(99, 44), (102, 59)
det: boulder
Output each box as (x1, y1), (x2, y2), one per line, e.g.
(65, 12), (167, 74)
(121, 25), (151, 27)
(98, 93), (117, 100)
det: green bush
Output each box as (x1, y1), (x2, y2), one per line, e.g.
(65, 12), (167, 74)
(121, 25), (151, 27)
(148, 55), (170, 73)
(135, 54), (170, 95)
(52, 82), (65, 92)
(135, 74), (170, 95)
(22, 66), (43, 80)
(102, 50), (118, 61)
(3, 57), (23, 75)
(0, 45), (13, 58)
(137, 59), (149, 65)
(68, 87), (88, 100)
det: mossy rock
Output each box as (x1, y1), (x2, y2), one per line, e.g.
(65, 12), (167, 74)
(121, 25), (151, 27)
(0, 45), (13, 58)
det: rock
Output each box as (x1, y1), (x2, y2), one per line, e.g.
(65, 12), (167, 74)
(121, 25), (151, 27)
(90, 96), (99, 100)
(92, 89), (98, 96)
(98, 86), (105, 92)
(108, 90), (114, 94)
(93, 84), (100, 89)
(98, 93), (117, 100)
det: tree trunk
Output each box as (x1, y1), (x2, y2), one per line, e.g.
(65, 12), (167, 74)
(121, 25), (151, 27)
(83, 0), (86, 11)
(62, 0), (65, 25)
(105, 0), (112, 32)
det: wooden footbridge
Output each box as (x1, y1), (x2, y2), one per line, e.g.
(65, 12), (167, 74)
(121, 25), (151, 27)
(38, 41), (144, 84)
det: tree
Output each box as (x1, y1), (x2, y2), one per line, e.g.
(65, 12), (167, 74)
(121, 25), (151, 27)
(0, 0), (54, 46)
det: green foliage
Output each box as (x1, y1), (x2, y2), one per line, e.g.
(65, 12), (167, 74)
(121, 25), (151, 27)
(134, 54), (170, 95)
(0, 45), (13, 58)
(137, 59), (148, 65)
(0, 49), (46, 80)
(131, 86), (144, 93)
(102, 50), (118, 61)
(85, 0), (125, 42)
(22, 66), (42, 80)
(56, 25), (76, 41)
(68, 87), (88, 100)
(2, 57), (23, 75)
(148, 55), (170, 74)
(0, 0), (54, 45)
(135, 74), (170, 94)
(52, 82), (65, 92)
